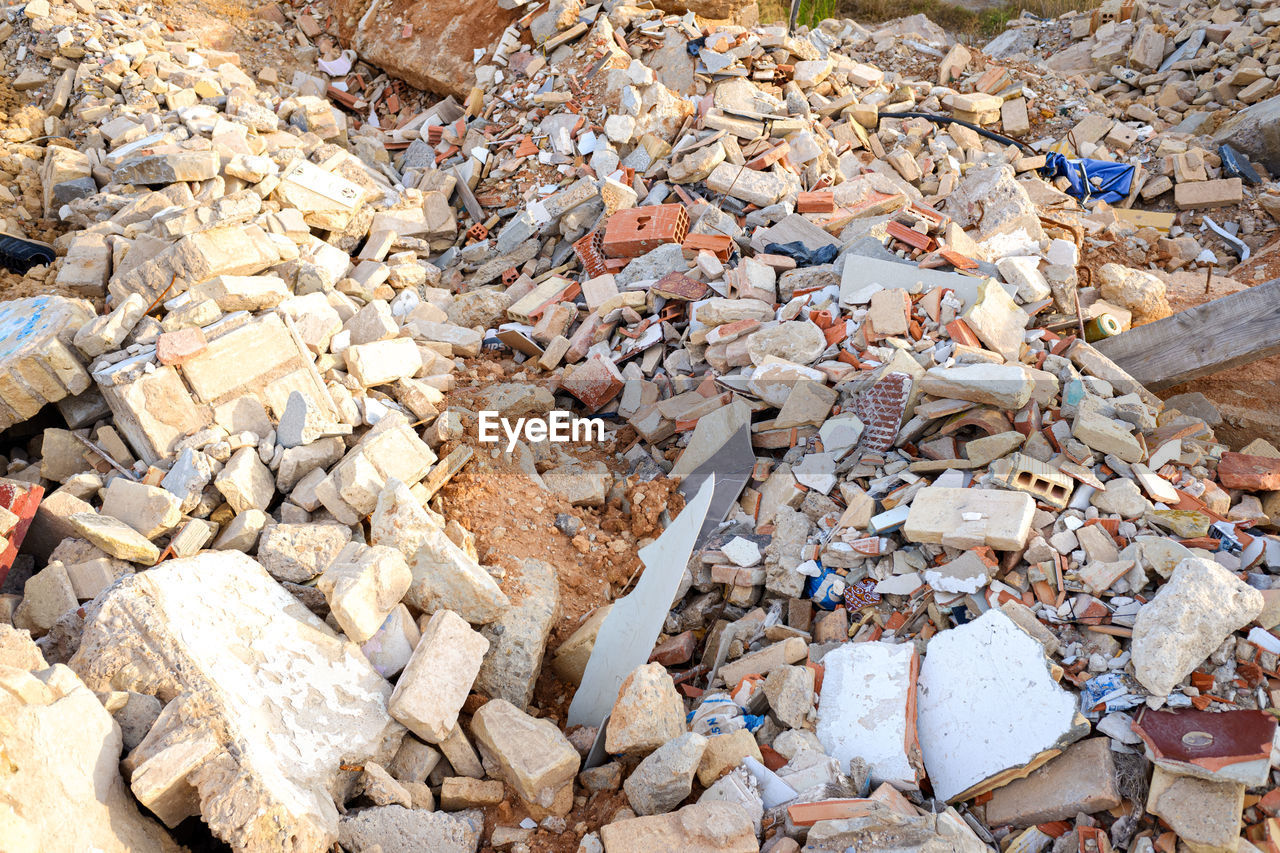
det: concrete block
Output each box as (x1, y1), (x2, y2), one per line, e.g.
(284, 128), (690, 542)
(598, 802), (757, 853)
(439, 777), (504, 810)
(316, 416), (436, 523)
(101, 478), (183, 539)
(1174, 178), (1243, 210)
(187, 275), (290, 312)
(369, 480), (508, 624)
(389, 609), (488, 743)
(256, 521), (351, 582)
(64, 557), (127, 600)
(346, 338), (421, 387)
(470, 698), (580, 808)
(919, 364), (1034, 411)
(96, 313), (336, 465)
(316, 543), (412, 644)
(360, 604), (421, 679)
(474, 557), (558, 711)
(1072, 406), (1143, 463)
(986, 738), (1121, 826)
(213, 446), (275, 513)
(697, 729), (763, 787)
(13, 562), (77, 634)
(1147, 766), (1244, 853)
(0, 661), (183, 851)
(68, 552), (401, 850)
(55, 233), (112, 296)
(68, 512), (160, 565)
(624, 732), (707, 816)
(387, 735), (441, 784)
(606, 662), (687, 755)
(903, 487), (1035, 551)
(718, 636), (808, 687)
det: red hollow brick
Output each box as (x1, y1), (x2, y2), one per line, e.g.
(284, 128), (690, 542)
(602, 204), (689, 259)
(573, 229), (609, 278)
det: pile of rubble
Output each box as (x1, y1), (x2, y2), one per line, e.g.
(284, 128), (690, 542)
(984, 0), (1280, 278)
(8, 0), (1280, 851)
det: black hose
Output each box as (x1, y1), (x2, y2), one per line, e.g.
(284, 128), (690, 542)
(878, 111), (1037, 154)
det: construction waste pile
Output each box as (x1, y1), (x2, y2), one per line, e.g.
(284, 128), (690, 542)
(8, 0), (1280, 851)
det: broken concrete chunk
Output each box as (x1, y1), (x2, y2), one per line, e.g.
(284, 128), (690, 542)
(316, 543), (412, 643)
(101, 478), (183, 540)
(919, 364), (1033, 411)
(339, 805), (482, 853)
(256, 521), (350, 582)
(470, 698), (580, 810)
(606, 661), (687, 755)
(0, 662), (182, 852)
(389, 609), (488, 744)
(985, 737), (1121, 827)
(13, 562), (77, 635)
(474, 557), (558, 710)
(68, 552), (402, 851)
(904, 487), (1035, 551)
(624, 731), (708, 816)
(1131, 557), (1264, 696)
(68, 512), (161, 565)
(1146, 766), (1244, 853)
(598, 801), (757, 853)
(370, 480), (508, 624)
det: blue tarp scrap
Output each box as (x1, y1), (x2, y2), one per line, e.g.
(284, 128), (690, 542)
(1040, 153), (1137, 205)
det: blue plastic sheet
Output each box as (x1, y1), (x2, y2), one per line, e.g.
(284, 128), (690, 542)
(1079, 672), (1144, 715)
(1041, 153), (1136, 205)
(805, 564), (844, 609)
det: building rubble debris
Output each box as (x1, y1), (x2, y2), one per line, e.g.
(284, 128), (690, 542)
(7, 0), (1280, 851)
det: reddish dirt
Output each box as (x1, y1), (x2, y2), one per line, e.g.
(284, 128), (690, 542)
(152, 0), (317, 84)
(487, 790), (632, 853)
(437, 448), (678, 853)
(430, 358), (691, 851)
(435, 448), (638, 646)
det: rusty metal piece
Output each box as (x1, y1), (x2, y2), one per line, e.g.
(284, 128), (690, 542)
(1039, 212), (1084, 247)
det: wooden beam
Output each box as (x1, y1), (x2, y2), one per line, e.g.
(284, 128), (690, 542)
(1094, 276), (1280, 391)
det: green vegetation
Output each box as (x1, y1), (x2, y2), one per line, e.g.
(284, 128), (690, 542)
(758, 0), (1099, 39)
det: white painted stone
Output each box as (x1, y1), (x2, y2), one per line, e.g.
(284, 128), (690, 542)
(817, 641), (921, 790)
(916, 609), (1087, 803)
(721, 537), (762, 568)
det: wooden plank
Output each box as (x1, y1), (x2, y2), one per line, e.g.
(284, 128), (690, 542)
(450, 166), (485, 225)
(1094, 277), (1280, 390)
